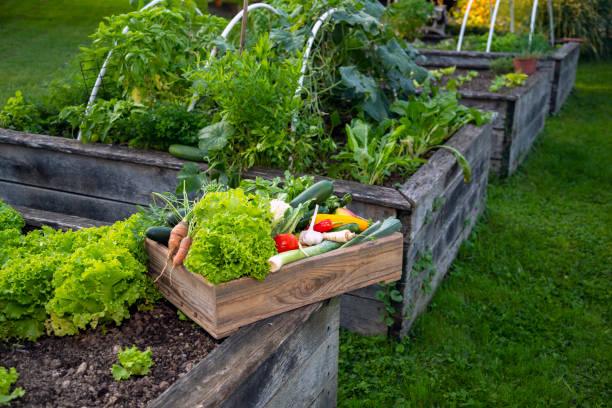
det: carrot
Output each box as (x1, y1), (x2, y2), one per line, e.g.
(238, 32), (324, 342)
(172, 236), (193, 268)
(156, 220), (188, 282)
(169, 236), (193, 286)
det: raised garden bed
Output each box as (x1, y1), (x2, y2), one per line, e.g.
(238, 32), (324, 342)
(419, 67), (553, 176)
(417, 41), (580, 114)
(4, 207), (341, 407)
(0, 119), (492, 337)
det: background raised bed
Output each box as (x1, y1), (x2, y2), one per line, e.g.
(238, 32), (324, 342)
(417, 42), (581, 114)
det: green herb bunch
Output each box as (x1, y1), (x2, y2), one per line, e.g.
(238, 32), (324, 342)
(190, 34), (309, 174)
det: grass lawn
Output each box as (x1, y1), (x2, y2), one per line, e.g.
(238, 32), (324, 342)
(338, 62), (612, 407)
(0, 0), (133, 105)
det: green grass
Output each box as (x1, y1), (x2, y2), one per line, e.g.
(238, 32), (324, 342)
(0, 0), (132, 105)
(338, 62), (612, 407)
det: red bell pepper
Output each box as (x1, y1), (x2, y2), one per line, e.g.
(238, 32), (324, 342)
(273, 234), (299, 253)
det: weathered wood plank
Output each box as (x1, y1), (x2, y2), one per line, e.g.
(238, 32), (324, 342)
(0, 143), (180, 205)
(149, 300), (328, 408)
(13, 205), (111, 230)
(220, 297), (339, 408)
(0, 180), (138, 222)
(264, 328), (339, 408)
(340, 293), (387, 335)
(146, 232), (402, 338)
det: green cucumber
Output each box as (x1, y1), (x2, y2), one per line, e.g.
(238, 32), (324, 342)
(331, 223), (361, 233)
(145, 226), (172, 246)
(169, 144), (207, 162)
(289, 180), (334, 208)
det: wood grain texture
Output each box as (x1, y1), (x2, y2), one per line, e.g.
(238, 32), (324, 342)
(220, 297), (339, 408)
(0, 180), (138, 222)
(145, 233), (402, 339)
(149, 300), (334, 408)
(13, 206), (111, 230)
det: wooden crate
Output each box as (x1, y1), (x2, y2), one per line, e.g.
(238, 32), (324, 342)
(145, 232), (403, 339)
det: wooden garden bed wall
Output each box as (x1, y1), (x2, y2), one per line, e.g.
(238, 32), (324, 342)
(549, 42), (580, 113)
(150, 298), (340, 408)
(417, 42), (580, 114)
(340, 121), (493, 336)
(456, 68), (553, 176)
(1, 123), (491, 338)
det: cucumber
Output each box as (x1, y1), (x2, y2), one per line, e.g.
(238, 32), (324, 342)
(169, 144), (207, 162)
(165, 208), (187, 227)
(331, 223), (361, 233)
(289, 180), (334, 208)
(145, 226), (172, 246)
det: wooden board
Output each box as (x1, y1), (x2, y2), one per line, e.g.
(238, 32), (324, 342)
(145, 233), (403, 339)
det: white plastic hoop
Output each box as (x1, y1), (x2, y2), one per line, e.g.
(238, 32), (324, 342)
(528, 0), (539, 50)
(79, 0), (203, 140)
(294, 8), (338, 98)
(457, 0), (474, 51)
(485, 0), (502, 53)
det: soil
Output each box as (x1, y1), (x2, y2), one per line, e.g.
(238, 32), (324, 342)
(445, 68), (538, 95)
(1, 302), (218, 408)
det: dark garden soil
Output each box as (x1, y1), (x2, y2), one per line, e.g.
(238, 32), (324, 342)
(1, 302), (218, 408)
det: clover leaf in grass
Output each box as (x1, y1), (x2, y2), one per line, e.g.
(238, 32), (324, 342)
(111, 346), (154, 381)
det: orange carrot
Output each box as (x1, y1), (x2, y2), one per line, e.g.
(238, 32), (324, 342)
(156, 220), (188, 282)
(169, 236), (193, 286)
(172, 236), (193, 268)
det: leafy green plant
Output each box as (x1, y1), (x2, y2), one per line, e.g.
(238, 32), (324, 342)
(0, 211), (158, 341)
(331, 119), (416, 185)
(384, 0), (434, 41)
(0, 91), (43, 133)
(81, 4), (225, 103)
(111, 346), (154, 381)
(489, 57), (514, 75)
(0, 199), (25, 231)
(489, 71), (528, 92)
(60, 99), (136, 143)
(0, 367), (25, 406)
(190, 34), (308, 174)
(390, 80), (491, 183)
(375, 282), (403, 327)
